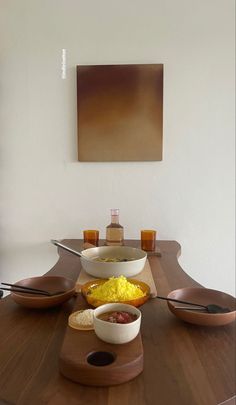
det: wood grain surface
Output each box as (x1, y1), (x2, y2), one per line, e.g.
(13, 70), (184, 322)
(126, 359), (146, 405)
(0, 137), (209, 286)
(60, 327), (143, 386)
(0, 240), (235, 405)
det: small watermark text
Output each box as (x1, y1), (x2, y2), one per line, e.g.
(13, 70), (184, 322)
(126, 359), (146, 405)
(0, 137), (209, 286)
(61, 48), (66, 79)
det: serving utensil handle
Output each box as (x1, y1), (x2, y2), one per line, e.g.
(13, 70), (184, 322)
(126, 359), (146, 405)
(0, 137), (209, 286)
(1, 282), (51, 294)
(51, 240), (82, 258)
(156, 295), (206, 309)
(0, 287), (50, 296)
(174, 306), (207, 311)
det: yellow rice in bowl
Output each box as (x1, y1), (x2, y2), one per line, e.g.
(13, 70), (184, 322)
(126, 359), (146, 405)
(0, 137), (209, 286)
(81, 276), (150, 308)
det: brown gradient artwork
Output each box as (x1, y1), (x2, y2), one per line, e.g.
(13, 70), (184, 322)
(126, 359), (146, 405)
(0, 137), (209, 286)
(77, 64), (163, 161)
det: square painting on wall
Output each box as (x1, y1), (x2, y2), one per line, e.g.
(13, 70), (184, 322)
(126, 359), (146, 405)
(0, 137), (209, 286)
(77, 64), (163, 161)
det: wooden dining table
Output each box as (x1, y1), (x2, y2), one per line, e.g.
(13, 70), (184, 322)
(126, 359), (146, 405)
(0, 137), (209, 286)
(0, 240), (235, 405)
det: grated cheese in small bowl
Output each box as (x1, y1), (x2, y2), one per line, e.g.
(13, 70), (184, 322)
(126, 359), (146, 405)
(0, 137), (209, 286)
(68, 309), (94, 330)
(75, 309), (94, 326)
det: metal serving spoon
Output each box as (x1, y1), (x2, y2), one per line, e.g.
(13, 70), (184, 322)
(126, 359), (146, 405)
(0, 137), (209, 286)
(51, 240), (88, 258)
(156, 295), (230, 313)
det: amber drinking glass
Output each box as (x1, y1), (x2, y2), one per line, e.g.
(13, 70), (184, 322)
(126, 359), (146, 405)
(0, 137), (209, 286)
(141, 230), (156, 251)
(83, 230), (99, 247)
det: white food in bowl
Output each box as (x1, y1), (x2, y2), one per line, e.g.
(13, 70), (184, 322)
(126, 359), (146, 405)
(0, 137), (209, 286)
(80, 246), (147, 278)
(93, 303), (141, 344)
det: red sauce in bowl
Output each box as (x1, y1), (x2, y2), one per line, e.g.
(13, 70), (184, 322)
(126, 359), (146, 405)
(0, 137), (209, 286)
(97, 311), (138, 324)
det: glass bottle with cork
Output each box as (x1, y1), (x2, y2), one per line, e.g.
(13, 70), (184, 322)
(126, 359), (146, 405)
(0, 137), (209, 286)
(105, 209), (124, 246)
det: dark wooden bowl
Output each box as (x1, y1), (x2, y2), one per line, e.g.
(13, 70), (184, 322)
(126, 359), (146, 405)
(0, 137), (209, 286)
(167, 287), (236, 326)
(11, 276), (75, 309)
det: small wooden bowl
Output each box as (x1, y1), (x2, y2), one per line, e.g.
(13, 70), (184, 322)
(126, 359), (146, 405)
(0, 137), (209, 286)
(11, 276), (76, 309)
(81, 279), (150, 308)
(167, 287), (236, 326)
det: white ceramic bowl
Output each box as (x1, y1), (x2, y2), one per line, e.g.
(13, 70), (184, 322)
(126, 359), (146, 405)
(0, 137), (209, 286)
(93, 303), (141, 344)
(80, 246), (147, 278)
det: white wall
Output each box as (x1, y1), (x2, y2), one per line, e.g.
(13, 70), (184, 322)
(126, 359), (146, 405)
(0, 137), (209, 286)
(0, 0), (235, 295)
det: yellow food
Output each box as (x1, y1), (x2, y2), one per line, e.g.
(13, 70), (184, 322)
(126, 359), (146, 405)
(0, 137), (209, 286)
(89, 275), (145, 301)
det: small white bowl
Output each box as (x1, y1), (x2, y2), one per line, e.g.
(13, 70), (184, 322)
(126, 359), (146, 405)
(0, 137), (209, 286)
(93, 303), (141, 344)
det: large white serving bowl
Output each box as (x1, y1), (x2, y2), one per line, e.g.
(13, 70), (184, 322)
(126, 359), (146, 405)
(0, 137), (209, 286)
(93, 303), (142, 344)
(80, 246), (147, 278)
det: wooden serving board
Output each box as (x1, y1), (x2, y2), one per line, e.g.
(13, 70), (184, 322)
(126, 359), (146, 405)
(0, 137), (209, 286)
(59, 329), (143, 386)
(59, 298), (143, 386)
